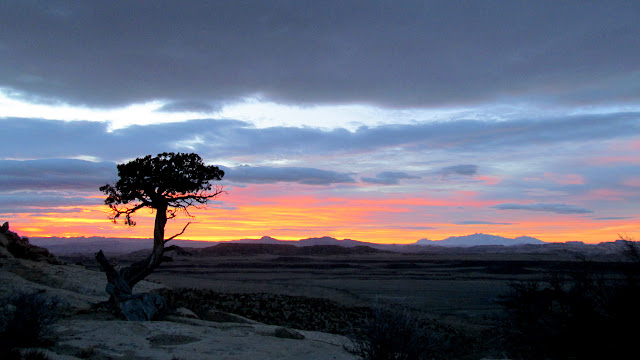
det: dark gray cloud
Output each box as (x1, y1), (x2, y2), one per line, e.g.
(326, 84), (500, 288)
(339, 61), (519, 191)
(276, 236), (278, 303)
(156, 101), (219, 113)
(441, 165), (478, 176)
(454, 221), (514, 225)
(593, 217), (634, 221)
(1, 1), (638, 107)
(492, 203), (594, 214)
(361, 171), (420, 185)
(0, 159), (116, 191)
(221, 165), (356, 185)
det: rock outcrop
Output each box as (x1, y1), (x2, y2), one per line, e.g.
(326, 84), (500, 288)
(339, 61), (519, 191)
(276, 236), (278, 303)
(0, 222), (63, 264)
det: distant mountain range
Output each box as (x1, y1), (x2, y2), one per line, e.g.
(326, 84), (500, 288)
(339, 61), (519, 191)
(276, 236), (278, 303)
(237, 234), (546, 248)
(416, 233), (546, 247)
(31, 233), (547, 255)
(235, 236), (386, 248)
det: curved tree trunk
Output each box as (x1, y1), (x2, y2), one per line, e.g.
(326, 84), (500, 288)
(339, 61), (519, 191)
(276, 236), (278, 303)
(122, 203), (168, 288)
(95, 204), (170, 320)
(99, 204), (168, 290)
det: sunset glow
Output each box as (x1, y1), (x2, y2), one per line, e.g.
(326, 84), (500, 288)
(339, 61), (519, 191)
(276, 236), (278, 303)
(4, 179), (636, 244)
(1, 2), (638, 245)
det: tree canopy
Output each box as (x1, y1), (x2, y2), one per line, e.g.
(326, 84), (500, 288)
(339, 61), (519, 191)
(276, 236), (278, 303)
(100, 152), (225, 225)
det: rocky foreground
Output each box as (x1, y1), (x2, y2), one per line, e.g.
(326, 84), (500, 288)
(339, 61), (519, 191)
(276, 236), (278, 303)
(0, 223), (355, 360)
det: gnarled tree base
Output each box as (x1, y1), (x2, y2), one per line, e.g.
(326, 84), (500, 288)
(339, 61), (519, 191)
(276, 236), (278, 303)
(95, 250), (168, 321)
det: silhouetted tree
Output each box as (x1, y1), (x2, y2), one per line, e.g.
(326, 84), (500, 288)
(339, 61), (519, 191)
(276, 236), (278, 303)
(96, 152), (224, 319)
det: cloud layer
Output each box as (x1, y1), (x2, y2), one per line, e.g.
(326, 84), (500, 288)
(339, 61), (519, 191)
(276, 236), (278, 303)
(0, 159), (116, 191)
(361, 172), (420, 185)
(2, 113), (638, 161)
(222, 165), (356, 185)
(442, 165), (478, 177)
(492, 203), (594, 215)
(1, 1), (638, 108)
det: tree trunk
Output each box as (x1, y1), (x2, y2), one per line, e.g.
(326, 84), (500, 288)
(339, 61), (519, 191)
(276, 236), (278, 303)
(95, 249), (167, 320)
(95, 203), (170, 320)
(120, 203), (168, 288)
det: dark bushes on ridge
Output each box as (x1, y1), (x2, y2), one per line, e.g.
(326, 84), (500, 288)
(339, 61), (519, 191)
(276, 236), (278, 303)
(499, 239), (640, 359)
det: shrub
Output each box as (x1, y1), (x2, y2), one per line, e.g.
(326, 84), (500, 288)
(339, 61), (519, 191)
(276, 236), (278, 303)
(0, 290), (60, 352)
(345, 302), (431, 360)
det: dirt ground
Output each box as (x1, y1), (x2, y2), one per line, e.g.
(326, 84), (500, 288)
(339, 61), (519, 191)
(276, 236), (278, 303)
(128, 252), (588, 326)
(67, 248), (623, 328)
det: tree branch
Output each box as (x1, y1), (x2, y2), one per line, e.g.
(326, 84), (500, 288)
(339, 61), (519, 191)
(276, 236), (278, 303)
(108, 201), (147, 226)
(166, 187), (226, 207)
(165, 222), (191, 243)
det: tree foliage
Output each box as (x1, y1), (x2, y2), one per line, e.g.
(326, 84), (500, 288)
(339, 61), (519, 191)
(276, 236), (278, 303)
(100, 152), (224, 226)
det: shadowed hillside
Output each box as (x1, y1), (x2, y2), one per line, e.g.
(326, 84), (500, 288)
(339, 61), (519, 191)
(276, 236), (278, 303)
(196, 243), (390, 256)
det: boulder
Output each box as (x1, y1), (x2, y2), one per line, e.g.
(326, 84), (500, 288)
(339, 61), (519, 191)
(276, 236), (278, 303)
(174, 307), (199, 319)
(118, 292), (167, 321)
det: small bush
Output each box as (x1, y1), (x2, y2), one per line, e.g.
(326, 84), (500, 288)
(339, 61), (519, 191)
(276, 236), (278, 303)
(345, 302), (430, 360)
(0, 291), (60, 352)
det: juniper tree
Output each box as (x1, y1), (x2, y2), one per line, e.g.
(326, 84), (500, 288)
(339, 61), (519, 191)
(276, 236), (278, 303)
(96, 152), (224, 315)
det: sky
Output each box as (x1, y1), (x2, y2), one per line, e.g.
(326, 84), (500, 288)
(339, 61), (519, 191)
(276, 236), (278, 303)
(1, 1), (639, 244)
